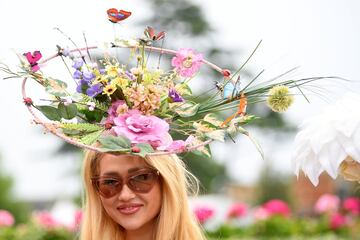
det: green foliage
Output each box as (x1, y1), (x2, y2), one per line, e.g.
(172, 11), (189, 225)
(0, 160), (30, 224)
(182, 152), (227, 193)
(35, 106), (62, 121)
(57, 103), (77, 120)
(255, 164), (291, 205)
(98, 135), (131, 153)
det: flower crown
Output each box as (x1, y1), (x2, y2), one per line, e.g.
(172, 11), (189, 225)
(0, 14), (331, 158)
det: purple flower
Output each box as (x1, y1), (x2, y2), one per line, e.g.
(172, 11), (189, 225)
(73, 70), (83, 79)
(86, 84), (103, 97)
(113, 109), (172, 148)
(125, 71), (136, 80)
(62, 47), (71, 57)
(83, 71), (95, 81)
(72, 58), (84, 69)
(169, 88), (183, 102)
(99, 69), (106, 74)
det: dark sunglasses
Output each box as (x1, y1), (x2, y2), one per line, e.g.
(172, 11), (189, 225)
(91, 169), (160, 199)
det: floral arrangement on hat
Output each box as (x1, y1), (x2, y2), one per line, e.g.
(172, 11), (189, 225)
(0, 13), (336, 158)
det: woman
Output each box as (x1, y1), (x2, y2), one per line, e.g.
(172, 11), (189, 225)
(80, 150), (206, 240)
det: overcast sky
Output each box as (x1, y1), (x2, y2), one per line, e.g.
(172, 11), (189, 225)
(0, 0), (359, 200)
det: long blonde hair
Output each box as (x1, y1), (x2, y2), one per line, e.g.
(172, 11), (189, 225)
(80, 150), (206, 240)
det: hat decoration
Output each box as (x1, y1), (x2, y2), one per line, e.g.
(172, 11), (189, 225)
(0, 10), (335, 158)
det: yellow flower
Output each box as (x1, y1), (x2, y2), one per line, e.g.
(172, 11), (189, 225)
(105, 64), (120, 78)
(103, 84), (117, 97)
(267, 85), (294, 112)
(112, 77), (129, 88)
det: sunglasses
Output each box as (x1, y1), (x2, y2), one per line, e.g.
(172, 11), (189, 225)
(91, 169), (160, 199)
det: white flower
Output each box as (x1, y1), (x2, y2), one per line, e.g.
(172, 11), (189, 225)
(87, 102), (96, 111)
(292, 93), (360, 186)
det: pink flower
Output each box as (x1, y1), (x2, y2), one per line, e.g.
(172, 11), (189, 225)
(227, 203), (248, 219)
(0, 210), (15, 227)
(164, 140), (187, 152)
(329, 213), (347, 230)
(113, 109), (172, 148)
(343, 197), (360, 215)
(171, 48), (203, 77)
(33, 211), (59, 229)
(263, 199), (291, 217)
(68, 209), (83, 232)
(106, 100), (128, 124)
(253, 207), (270, 220)
(193, 206), (215, 224)
(314, 194), (340, 214)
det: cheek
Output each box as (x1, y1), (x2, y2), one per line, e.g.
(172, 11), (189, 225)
(146, 182), (162, 215)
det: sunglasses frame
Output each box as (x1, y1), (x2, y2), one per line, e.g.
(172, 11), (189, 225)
(91, 168), (160, 198)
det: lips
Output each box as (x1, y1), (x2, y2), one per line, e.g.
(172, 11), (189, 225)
(117, 203), (143, 215)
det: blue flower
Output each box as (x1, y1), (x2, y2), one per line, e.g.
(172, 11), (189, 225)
(86, 84), (103, 97)
(73, 70), (83, 79)
(72, 58), (84, 69)
(83, 71), (95, 81)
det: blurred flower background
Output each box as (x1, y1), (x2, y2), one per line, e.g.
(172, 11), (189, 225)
(0, 0), (359, 239)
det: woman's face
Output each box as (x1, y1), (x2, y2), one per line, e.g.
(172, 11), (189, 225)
(97, 154), (162, 231)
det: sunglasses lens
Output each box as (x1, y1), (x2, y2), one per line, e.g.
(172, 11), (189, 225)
(128, 171), (158, 193)
(96, 178), (122, 198)
(92, 170), (159, 198)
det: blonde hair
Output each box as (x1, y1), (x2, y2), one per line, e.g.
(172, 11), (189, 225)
(80, 151), (206, 240)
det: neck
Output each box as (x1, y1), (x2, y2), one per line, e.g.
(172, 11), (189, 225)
(125, 218), (156, 240)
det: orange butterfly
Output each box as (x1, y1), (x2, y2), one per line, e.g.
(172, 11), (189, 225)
(221, 92), (247, 127)
(107, 8), (131, 23)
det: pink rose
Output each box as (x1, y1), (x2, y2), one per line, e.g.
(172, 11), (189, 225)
(314, 194), (340, 214)
(227, 203), (247, 219)
(193, 206), (215, 224)
(0, 210), (15, 227)
(343, 197), (360, 215)
(171, 48), (203, 77)
(263, 199), (291, 217)
(113, 109), (172, 148)
(33, 211), (59, 229)
(329, 213), (347, 230)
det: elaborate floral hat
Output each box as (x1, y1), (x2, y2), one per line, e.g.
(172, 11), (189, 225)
(0, 10), (332, 158)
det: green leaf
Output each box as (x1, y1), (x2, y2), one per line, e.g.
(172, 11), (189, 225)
(58, 102), (78, 119)
(244, 132), (265, 160)
(98, 135), (131, 153)
(61, 123), (103, 133)
(193, 122), (216, 133)
(80, 130), (104, 145)
(230, 115), (258, 125)
(45, 78), (68, 97)
(192, 144), (212, 158)
(203, 113), (223, 127)
(205, 130), (226, 142)
(170, 102), (200, 117)
(36, 105), (61, 121)
(133, 143), (155, 157)
(175, 83), (192, 96)
(84, 109), (104, 123)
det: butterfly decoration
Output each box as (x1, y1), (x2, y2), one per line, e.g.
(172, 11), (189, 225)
(221, 92), (247, 127)
(107, 8), (131, 23)
(23, 51), (42, 72)
(144, 26), (166, 41)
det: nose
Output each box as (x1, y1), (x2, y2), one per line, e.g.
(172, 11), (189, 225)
(117, 184), (136, 201)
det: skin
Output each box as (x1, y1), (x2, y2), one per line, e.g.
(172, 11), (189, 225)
(99, 154), (162, 240)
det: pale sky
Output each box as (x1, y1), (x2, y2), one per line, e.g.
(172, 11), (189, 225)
(0, 0), (359, 200)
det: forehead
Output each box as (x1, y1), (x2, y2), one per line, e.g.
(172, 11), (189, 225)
(99, 154), (148, 175)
